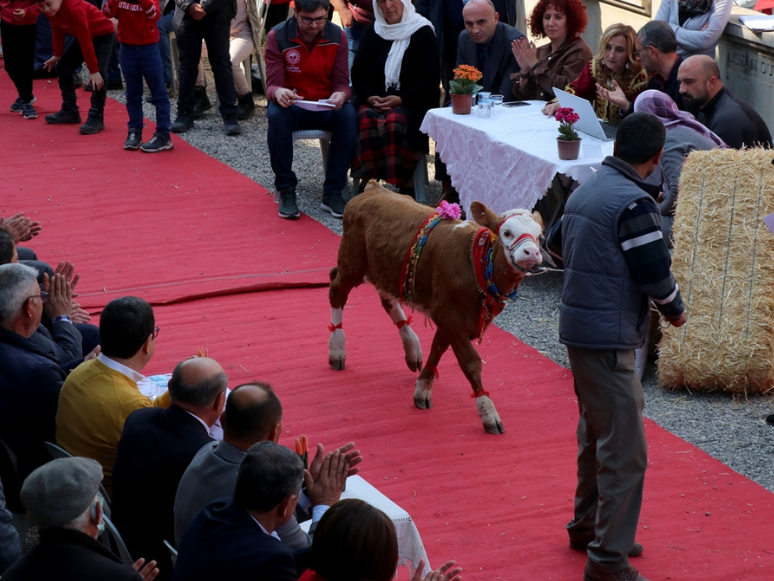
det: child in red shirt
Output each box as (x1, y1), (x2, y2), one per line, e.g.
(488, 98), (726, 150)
(1, 0), (40, 119)
(36, 0), (116, 134)
(103, 0), (172, 152)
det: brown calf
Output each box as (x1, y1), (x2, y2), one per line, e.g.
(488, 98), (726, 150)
(328, 182), (542, 434)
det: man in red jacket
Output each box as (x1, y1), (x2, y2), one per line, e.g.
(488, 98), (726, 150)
(103, 0), (173, 152)
(36, 0), (116, 134)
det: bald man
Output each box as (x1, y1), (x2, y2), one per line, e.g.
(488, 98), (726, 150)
(677, 55), (771, 149)
(173, 382), (362, 546)
(111, 357), (228, 581)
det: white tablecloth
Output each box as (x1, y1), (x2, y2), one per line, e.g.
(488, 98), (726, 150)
(420, 101), (615, 213)
(301, 475), (430, 577)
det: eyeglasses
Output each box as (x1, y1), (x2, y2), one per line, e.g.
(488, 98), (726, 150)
(299, 15), (327, 25)
(633, 45), (653, 59)
(27, 291), (48, 304)
(152, 326), (160, 339)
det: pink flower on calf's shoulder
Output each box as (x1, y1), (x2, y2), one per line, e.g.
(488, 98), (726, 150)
(437, 201), (462, 220)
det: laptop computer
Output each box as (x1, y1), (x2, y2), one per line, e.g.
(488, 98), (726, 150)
(554, 88), (618, 141)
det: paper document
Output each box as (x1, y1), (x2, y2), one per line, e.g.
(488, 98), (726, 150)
(739, 15), (774, 32)
(294, 99), (337, 112)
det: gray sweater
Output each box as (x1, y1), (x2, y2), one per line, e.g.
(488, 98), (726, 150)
(660, 125), (719, 218)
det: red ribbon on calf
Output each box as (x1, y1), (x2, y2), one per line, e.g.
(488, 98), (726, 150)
(396, 315), (413, 329)
(328, 323), (342, 332)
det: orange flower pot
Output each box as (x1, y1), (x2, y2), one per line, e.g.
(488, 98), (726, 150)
(451, 94), (473, 115)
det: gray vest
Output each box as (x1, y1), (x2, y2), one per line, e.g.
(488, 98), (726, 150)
(559, 157), (658, 350)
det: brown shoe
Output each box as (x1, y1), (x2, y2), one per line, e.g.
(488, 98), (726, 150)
(570, 540), (643, 558)
(583, 565), (649, 581)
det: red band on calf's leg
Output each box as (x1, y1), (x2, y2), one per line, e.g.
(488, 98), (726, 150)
(471, 389), (490, 398)
(424, 364), (440, 379)
(328, 323), (343, 332)
(396, 315), (413, 329)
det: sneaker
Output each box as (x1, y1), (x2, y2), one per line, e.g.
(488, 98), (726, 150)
(278, 189), (300, 220)
(45, 109), (82, 125)
(320, 193), (347, 218)
(583, 565), (649, 581)
(170, 115), (194, 134)
(79, 116), (105, 135)
(192, 86), (212, 118)
(22, 102), (37, 119)
(140, 133), (174, 153)
(124, 130), (142, 150)
(224, 117), (242, 136)
(10, 97), (24, 113)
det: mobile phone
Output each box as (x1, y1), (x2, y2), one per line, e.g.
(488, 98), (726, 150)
(503, 101), (530, 107)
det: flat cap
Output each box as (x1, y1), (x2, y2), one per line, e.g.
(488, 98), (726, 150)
(20, 457), (103, 530)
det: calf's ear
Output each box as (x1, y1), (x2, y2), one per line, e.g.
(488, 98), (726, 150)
(532, 211), (545, 232)
(469, 202), (500, 231)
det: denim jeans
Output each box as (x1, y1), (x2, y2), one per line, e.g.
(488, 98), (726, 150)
(121, 42), (171, 135)
(267, 101), (357, 195)
(157, 13), (174, 86)
(55, 31), (115, 119)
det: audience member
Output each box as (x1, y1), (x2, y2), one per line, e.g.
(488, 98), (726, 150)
(56, 296), (166, 494)
(633, 90), (725, 245)
(635, 20), (684, 110)
(0, 263), (80, 478)
(546, 113), (686, 581)
(655, 0), (732, 58)
(264, 0), (356, 220)
(104, 0), (174, 153)
(677, 55), (772, 149)
(0, 212), (54, 282)
(331, 0), (374, 56)
(37, 0), (116, 135)
(350, 0), (439, 197)
(543, 23), (648, 122)
(170, 0), (242, 136)
(1, 0), (40, 119)
(510, 0), (592, 101)
(173, 440), (349, 581)
(111, 357), (226, 581)
(2, 458), (159, 581)
(300, 499), (462, 581)
(0, 476), (20, 574)
(174, 382), (362, 546)
(229, 0), (257, 120)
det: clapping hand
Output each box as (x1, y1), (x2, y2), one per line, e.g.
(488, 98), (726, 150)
(304, 448), (349, 507)
(42, 262), (80, 319)
(411, 560), (463, 581)
(511, 37), (538, 72)
(132, 558), (159, 581)
(309, 442), (362, 481)
(0, 212), (42, 243)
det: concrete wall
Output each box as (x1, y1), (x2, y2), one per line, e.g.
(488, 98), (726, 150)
(512, 0), (774, 129)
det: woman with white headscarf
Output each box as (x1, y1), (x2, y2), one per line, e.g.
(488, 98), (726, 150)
(350, 0), (440, 197)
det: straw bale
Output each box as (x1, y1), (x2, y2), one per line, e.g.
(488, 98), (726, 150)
(658, 148), (774, 395)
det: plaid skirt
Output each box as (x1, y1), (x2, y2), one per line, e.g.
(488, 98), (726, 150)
(351, 105), (420, 187)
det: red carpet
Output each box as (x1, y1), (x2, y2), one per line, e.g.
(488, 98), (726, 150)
(3, 72), (773, 580)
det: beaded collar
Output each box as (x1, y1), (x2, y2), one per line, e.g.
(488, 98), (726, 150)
(399, 213), (442, 302)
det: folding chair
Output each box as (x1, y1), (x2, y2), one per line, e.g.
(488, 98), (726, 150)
(102, 515), (134, 566)
(44, 442), (112, 515)
(164, 539), (178, 568)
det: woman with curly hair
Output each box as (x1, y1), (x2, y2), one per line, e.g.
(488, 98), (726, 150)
(542, 23), (648, 122)
(510, 0), (592, 101)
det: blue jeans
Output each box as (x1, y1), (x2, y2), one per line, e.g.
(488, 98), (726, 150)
(157, 13), (174, 86)
(120, 43), (171, 135)
(267, 101), (357, 195)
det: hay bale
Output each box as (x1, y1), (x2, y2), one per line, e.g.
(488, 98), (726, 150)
(658, 148), (774, 395)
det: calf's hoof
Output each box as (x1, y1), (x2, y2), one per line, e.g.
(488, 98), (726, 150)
(476, 395), (505, 434)
(329, 357), (346, 370)
(484, 420), (505, 434)
(405, 357), (423, 373)
(413, 379), (433, 409)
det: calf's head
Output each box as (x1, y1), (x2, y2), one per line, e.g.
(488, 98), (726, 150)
(469, 202), (543, 272)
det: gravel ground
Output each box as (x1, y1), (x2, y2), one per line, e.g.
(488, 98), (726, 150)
(115, 77), (774, 493)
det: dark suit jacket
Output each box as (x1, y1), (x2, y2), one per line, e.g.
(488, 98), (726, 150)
(172, 498), (305, 581)
(697, 87), (773, 149)
(0, 327), (68, 479)
(2, 528), (141, 581)
(456, 22), (524, 101)
(111, 405), (214, 581)
(416, 0), (517, 47)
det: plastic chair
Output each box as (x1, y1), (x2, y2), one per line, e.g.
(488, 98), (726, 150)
(164, 539), (178, 568)
(274, 130), (350, 201)
(102, 515), (134, 566)
(43, 441), (112, 515)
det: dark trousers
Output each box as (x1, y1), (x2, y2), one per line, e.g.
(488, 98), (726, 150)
(55, 32), (115, 119)
(1, 21), (37, 102)
(121, 43), (171, 134)
(267, 101), (356, 195)
(34, 14), (53, 70)
(107, 37), (122, 83)
(157, 12), (174, 86)
(565, 347), (647, 574)
(264, 3), (290, 31)
(174, 15), (237, 119)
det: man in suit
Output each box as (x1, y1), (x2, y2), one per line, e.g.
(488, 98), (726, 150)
(677, 55), (772, 149)
(3, 457), (158, 581)
(111, 357), (227, 581)
(437, 0), (524, 207)
(173, 383), (362, 546)
(173, 440), (349, 581)
(0, 263), (80, 479)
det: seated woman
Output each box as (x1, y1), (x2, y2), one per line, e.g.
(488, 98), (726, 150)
(299, 499), (462, 581)
(542, 23), (648, 123)
(655, 0), (733, 58)
(350, 0), (440, 197)
(510, 0), (592, 102)
(633, 90), (726, 245)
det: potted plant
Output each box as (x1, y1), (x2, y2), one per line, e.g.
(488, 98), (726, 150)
(555, 107), (581, 160)
(449, 65), (483, 115)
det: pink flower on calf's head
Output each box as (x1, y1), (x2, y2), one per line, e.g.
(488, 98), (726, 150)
(437, 201), (462, 220)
